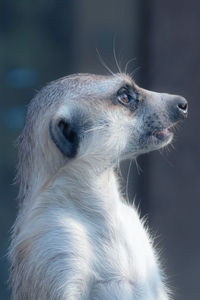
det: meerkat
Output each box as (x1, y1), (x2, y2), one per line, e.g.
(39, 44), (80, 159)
(9, 73), (188, 300)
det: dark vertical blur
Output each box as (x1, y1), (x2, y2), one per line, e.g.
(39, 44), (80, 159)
(0, 1), (199, 299)
(143, 1), (200, 299)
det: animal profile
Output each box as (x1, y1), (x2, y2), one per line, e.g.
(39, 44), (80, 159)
(9, 73), (188, 299)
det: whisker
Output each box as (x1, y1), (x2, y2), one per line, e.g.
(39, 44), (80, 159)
(130, 66), (141, 80)
(126, 159), (133, 203)
(158, 149), (174, 168)
(113, 35), (122, 74)
(116, 161), (123, 179)
(134, 157), (143, 175)
(84, 125), (105, 134)
(125, 58), (137, 74)
(96, 48), (114, 76)
(170, 142), (175, 151)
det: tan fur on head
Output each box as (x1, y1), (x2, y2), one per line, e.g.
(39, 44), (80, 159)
(9, 73), (187, 299)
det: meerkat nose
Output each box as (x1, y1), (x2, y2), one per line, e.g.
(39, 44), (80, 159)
(165, 94), (188, 122)
(176, 96), (188, 118)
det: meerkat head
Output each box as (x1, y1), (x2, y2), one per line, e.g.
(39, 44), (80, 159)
(48, 73), (188, 164)
(18, 73), (188, 202)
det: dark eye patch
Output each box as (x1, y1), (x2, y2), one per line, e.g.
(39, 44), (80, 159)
(116, 84), (139, 111)
(117, 84), (132, 96)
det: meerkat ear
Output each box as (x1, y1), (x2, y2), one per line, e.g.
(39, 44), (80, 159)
(49, 118), (79, 158)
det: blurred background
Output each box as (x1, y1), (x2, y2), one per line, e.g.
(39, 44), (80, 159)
(0, 0), (199, 299)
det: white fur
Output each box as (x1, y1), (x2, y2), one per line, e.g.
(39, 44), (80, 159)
(9, 73), (176, 299)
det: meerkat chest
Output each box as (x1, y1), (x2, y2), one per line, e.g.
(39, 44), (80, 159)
(88, 203), (162, 298)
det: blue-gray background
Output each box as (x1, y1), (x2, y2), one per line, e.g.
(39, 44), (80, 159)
(0, 1), (199, 299)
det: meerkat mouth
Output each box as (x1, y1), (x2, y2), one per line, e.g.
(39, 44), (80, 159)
(152, 127), (173, 143)
(153, 128), (171, 140)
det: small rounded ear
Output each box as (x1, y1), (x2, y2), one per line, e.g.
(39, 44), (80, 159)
(49, 118), (79, 158)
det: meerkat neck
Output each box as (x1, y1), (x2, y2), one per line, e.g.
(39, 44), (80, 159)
(53, 159), (122, 217)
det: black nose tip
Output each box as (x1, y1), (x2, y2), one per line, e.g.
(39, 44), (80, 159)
(165, 94), (188, 123)
(177, 97), (188, 117)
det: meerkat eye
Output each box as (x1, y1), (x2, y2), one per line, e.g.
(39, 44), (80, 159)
(117, 86), (132, 105)
(118, 92), (130, 104)
(117, 85), (139, 109)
